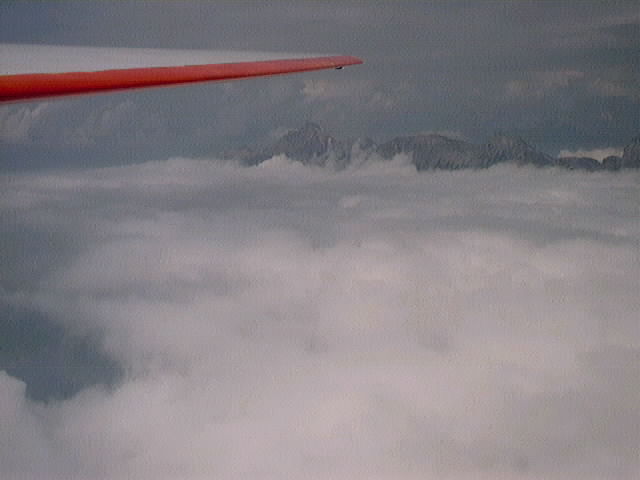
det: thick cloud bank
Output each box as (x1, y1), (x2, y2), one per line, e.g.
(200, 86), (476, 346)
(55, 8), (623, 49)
(1, 157), (639, 479)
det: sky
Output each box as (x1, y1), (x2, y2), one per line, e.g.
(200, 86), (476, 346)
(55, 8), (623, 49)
(1, 2), (640, 480)
(1, 0), (639, 168)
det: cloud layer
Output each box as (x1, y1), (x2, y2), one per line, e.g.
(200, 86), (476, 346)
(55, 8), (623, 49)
(1, 157), (638, 479)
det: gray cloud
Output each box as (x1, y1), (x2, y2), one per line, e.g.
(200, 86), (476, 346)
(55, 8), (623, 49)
(1, 156), (638, 479)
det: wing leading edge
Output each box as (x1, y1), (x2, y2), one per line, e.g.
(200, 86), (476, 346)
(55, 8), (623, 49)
(0, 48), (362, 104)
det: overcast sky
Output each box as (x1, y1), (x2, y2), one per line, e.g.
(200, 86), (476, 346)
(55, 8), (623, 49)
(1, 0), (639, 169)
(1, 2), (639, 479)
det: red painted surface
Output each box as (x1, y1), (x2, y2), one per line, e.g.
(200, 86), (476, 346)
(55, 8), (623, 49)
(0, 55), (363, 103)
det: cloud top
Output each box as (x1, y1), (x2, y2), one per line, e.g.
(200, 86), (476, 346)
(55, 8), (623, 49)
(1, 158), (639, 479)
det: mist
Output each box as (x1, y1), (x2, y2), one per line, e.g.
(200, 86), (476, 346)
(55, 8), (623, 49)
(1, 156), (639, 479)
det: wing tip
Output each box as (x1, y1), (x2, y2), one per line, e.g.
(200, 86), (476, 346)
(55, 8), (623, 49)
(336, 55), (364, 67)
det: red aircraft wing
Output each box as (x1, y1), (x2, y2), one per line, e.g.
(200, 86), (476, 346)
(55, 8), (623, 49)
(0, 44), (362, 104)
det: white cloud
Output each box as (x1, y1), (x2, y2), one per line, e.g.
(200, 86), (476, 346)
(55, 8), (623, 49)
(1, 159), (639, 479)
(505, 70), (585, 99)
(0, 99), (168, 149)
(302, 79), (358, 101)
(588, 78), (640, 101)
(559, 147), (623, 161)
(302, 79), (396, 110)
(62, 100), (148, 147)
(0, 103), (57, 144)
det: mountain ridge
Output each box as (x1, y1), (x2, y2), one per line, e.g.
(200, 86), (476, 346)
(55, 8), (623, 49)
(226, 122), (638, 172)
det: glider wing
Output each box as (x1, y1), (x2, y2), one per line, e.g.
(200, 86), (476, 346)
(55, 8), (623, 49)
(0, 44), (362, 103)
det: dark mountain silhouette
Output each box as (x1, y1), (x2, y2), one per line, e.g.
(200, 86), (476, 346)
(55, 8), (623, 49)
(602, 155), (624, 171)
(481, 135), (556, 168)
(234, 122), (349, 168)
(622, 135), (640, 168)
(556, 157), (603, 171)
(227, 123), (639, 172)
(377, 134), (484, 170)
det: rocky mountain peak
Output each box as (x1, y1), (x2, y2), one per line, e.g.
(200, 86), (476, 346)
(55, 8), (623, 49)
(377, 133), (483, 170)
(227, 123), (639, 172)
(483, 134), (555, 167)
(298, 121), (323, 135)
(487, 134), (529, 148)
(268, 121), (347, 167)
